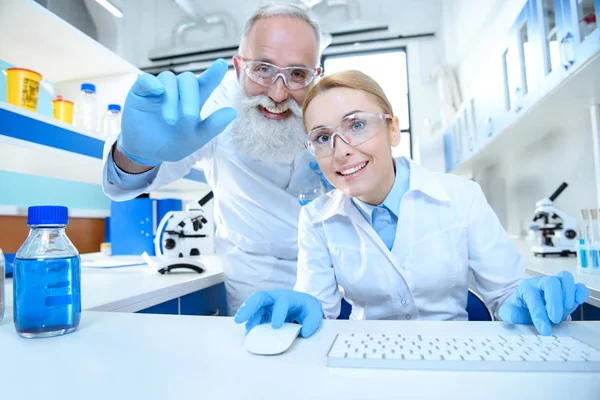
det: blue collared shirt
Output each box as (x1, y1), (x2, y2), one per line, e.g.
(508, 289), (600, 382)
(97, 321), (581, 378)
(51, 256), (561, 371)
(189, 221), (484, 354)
(351, 158), (410, 250)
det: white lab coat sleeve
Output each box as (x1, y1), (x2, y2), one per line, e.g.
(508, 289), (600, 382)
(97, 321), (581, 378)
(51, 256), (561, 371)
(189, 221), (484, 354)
(101, 79), (236, 201)
(467, 183), (525, 318)
(101, 136), (212, 201)
(294, 207), (341, 319)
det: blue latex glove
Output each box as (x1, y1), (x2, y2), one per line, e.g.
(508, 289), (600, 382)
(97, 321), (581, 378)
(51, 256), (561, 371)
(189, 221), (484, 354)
(498, 271), (589, 336)
(309, 161), (335, 192)
(117, 59), (238, 166)
(234, 289), (323, 338)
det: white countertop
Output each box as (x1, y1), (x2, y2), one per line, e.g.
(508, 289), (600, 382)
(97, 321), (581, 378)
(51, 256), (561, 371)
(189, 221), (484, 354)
(0, 313), (599, 400)
(513, 239), (600, 307)
(3, 239), (599, 315)
(4, 255), (224, 312)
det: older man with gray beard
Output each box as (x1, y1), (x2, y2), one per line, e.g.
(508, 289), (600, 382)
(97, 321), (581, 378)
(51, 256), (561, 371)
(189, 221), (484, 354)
(102, 4), (325, 315)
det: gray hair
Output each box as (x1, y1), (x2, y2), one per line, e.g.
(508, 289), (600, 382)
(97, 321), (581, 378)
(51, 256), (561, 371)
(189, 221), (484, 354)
(238, 3), (322, 59)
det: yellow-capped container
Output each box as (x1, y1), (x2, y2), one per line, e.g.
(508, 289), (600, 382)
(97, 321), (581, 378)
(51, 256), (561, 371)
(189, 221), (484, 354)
(52, 96), (74, 124)
(5, 68), (42, 112)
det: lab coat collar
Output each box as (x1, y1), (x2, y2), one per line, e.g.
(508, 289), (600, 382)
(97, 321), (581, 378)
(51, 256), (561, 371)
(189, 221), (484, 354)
(404, 157), (451, 203)
(313, 158), (450, 224)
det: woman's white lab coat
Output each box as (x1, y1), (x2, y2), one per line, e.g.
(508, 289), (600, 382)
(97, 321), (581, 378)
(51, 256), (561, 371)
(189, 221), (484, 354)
(294, 157), (525, 320)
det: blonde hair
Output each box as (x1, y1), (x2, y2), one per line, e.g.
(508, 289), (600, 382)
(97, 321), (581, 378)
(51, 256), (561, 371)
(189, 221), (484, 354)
(302, 70), (394, 130)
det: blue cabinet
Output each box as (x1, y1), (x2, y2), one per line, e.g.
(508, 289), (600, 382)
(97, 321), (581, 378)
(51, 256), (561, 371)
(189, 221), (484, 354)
(137, 283), (228, 316)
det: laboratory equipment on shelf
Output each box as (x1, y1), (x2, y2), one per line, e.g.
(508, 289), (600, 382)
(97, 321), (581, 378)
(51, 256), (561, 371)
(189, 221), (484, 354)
(13, 206), (81, 338)
(326, 332), (600, 372)
(74, 83), (99, 133)
(52, 95), (74, 124)
(5, 67), (42, 112)
(0, 248), (4, 323)
(102, 104), (122, 137)
(530, 182), (577, 257)
(154, 192), (214, 273)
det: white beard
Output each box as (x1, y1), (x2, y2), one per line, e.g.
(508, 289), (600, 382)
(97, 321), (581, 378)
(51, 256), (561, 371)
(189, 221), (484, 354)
(231, 80), (306, 164)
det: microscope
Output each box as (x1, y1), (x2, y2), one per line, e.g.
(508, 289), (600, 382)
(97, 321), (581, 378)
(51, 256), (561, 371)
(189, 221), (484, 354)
(530, 182), (577, 257)
(153, 192), (215, 273)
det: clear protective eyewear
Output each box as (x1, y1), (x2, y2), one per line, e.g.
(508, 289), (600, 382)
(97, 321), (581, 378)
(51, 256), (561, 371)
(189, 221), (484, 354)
(241, 58), (321, 90)
(306, 112), (393, 157)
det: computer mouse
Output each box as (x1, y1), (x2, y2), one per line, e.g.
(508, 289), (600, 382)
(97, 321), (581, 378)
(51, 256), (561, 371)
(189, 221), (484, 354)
(245, 323), (302, 355)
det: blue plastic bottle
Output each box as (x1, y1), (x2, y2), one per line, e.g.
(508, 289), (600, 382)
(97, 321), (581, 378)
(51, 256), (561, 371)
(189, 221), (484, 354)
(13, 206), (81, 338)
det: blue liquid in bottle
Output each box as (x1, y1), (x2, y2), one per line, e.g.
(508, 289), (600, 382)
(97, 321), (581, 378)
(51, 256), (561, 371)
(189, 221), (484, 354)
(13, 206), (81, 338)
(13, 256), (81, 337)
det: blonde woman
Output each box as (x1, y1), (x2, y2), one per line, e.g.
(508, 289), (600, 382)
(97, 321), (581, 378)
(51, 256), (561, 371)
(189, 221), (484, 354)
(235, 70), (589, 338)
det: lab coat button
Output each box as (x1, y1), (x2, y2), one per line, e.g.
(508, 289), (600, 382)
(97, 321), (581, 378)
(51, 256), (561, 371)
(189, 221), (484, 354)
(401, 300), (407, 305)
(406, 315), (411, 320)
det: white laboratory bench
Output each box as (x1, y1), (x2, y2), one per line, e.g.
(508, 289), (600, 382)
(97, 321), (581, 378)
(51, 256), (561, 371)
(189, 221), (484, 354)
(4, 254), (224, 312)
(4, 241), (600, 315)
(513, 239), (600, 307)
(0, 313), (599, 400)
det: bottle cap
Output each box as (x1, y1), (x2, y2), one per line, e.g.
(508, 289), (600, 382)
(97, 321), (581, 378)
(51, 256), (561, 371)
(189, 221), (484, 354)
(81, 83), (96, 93)
(27, 205), (68, 226)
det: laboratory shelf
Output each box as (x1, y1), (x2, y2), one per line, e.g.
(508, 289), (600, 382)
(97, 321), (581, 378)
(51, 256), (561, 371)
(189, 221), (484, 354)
(0, 0), (140, 83)
(451, 48), (600, 177)
(0, 102), (207, 184)
(0, 101), (104, 159)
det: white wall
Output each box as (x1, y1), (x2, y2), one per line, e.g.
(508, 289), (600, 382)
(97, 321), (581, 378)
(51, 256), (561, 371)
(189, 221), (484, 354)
(442, 0), (598, 235)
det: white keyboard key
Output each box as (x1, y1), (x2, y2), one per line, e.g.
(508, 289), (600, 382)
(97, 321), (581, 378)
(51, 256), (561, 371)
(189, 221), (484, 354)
(404, 353), (423, 360)
(482, 354), (503, 361)
(443, 353), (464, 361)
(385, 351), (403, 360)
(544, 354), (566, 362)
(522, 355), (545, 362)
(502, 354), (524, 361)
(423, 354), (443, 361)
(462, 354), (483, 361)
(563, 355), (587, 362)
(346, 351), (365, 359)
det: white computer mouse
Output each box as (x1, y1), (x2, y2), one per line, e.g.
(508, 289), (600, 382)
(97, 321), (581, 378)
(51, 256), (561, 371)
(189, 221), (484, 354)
(245, 322), (302, 355)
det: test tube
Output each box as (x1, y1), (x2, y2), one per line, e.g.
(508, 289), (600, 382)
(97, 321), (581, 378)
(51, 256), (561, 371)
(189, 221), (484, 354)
(581, 210), (591, 270)
(578, 226), (588, 269)
(588, 209), (599, 269)
(594, 209), (600, 271)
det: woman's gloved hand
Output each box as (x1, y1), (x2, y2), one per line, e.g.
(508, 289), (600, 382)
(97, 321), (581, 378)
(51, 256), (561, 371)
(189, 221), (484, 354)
(117, 59), (237, 166)
(234, 289), (323, 338)
(498, 271), (589, 335)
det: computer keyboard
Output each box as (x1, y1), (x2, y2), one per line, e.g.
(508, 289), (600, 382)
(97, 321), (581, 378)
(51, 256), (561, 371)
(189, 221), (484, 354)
(326, 333), (600, 372)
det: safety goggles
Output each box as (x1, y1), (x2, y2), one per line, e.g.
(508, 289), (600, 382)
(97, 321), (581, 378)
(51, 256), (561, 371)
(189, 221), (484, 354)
(241, 58), (321, 90)
(306, 112), (393, 157)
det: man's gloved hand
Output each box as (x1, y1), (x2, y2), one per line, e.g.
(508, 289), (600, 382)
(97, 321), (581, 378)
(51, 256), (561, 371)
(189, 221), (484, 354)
(498, 271), (589, 335)
(117, 59), (237, 166)
(310, 161), (335, 192)
(234, 289), (323, 338)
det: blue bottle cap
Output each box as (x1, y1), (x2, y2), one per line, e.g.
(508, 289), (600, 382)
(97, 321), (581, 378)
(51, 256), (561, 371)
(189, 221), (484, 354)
(80, 83), (96, 93)
(27, 205), (69, 226)
(108, 104), (121, 112)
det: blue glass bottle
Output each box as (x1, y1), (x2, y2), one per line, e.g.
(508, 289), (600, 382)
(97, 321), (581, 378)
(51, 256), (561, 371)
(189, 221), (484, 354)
(13, 206), (81, 338)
